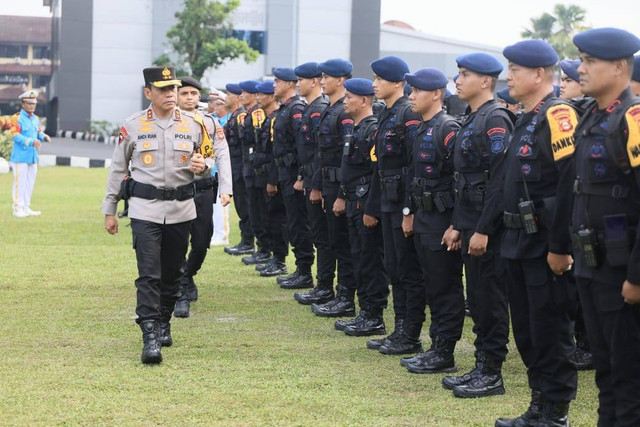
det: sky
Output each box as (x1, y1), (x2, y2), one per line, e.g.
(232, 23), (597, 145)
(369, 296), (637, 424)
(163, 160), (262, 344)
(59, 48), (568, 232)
(2, 0), (639, 49)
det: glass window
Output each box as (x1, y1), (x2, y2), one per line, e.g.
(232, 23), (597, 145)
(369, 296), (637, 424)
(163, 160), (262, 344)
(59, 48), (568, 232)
(0, 44), (28, 58)
(226, 30), (266, 54)
(33, 45), (51, 60)
(33, 75), (51, 87)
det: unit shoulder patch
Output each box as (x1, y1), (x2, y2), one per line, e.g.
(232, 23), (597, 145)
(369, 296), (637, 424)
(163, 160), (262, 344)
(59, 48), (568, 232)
(546, 104), (578, 161)
(625, 105), (640, 168)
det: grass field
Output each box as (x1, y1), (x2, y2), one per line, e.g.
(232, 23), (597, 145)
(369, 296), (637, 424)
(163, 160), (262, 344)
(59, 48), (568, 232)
(0, 167), (599, 425)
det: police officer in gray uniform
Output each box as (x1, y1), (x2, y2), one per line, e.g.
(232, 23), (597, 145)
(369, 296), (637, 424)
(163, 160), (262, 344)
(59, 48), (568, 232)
(102, 67), (212, 364)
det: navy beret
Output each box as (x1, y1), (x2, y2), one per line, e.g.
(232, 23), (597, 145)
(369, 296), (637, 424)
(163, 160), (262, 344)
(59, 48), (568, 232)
(273, 67), (298, 82)
(404, 84), (412, 96)
(318, 59), (353, 77)
(633, 55), (640, 82)
(503, 39), (559, 68)
(496, 87), (518, 105)
(178, 76), (202, 90)
(553, 85), (561, 97)
(239, 80), (261, 94)
(371, 55), (410, 82)
(559, 59), (581, 82)
(344, 78), (374, 96)
(453, 74), (459, 83)
(225, 83), (242, 95)
(404, 68), (448, 91)
(444, 89), (452, 99)
(295, 62), (322, 78)
(255, 80), (275, 94)
(574, 27), (640, 60)
(456, 53), (503, 77)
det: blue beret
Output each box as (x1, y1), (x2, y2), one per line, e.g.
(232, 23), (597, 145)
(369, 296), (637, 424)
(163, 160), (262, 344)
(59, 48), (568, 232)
(404, 68), (448, 91)
(633, 55), (640, 82)
(456, 53), (503, 77)
(239, 80), (261, 94)
(574, 28), (640, 60)
(503, 39), (559, 68)
(453, 74), (459, 83)
(404, 84), (412, 96)
(559, 59), (580, 82)
(273, 67), (298, 82)
(553, 85), (561, 97)
(496, 87), (518, 105)
(318, 59), (353, 77)
(255, 80), (275, 94)
(344, 78), (374, 96)
(295, 62), (322, 78)
(371, 55), (410, 82)
(444, 89), (452, 99)
(225, 83), (242, 95)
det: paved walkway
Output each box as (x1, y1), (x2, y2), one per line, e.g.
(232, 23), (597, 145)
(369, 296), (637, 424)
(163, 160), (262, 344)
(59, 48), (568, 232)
(40, 137), (115, 160)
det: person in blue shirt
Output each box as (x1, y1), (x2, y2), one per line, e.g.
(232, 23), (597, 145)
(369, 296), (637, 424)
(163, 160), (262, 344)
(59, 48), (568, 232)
(10, 90), (50, 218)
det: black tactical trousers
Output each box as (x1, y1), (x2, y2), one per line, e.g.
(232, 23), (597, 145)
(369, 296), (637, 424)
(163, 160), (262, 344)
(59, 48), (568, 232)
(506, 256), (577, 402)
(577, 277), (640, 427)
(305, 190), (335, 288)
(380, 211), (422, 323)
(280, 177), (314, 274)
(246, 184), (269, 250)
(323, 187), (355, 292)
(414, 232), (465, 342)
(462, 230), (509, 362)
(231, 161), (253, 244)
(183, 188), (214, 278)
(131, 219), (190, 323)
(346, 206), (388, 313)
(266, 188), (288, 262)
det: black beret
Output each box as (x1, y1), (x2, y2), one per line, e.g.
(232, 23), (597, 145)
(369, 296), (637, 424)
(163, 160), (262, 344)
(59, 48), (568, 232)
(178, 76), (202, 90)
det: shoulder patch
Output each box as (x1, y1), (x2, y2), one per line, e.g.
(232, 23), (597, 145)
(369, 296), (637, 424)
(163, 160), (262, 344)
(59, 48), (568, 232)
(546, 104), (578, 161)
(237, 112), (247, 125)
(444, 131), (455, 147)
(293, 113), (302, 119)
(341, 119), (354, 125)
(118, 126), (128, 145)
(310, 112), (321, 119)
(405, 119), (421, 127)
(252, 109), (265, 127)
(625, 105), (640, 168)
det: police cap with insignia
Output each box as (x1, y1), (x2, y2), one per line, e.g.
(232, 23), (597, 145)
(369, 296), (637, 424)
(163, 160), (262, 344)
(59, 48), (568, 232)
(503, 39), (559, 68)
(404, 68), (448, 91)
(344, 78), (374, 96)
(295, 62), (322, 78)
(239, 80), (261, 94)
(318, 59), (353, 77)
(225, 83), (242, 95)
(559, 59), (581, 81)
(371, 55), (410, 82)
(178, 76), (203, 90)
(573, 27), (640, 60)
(633, 55), (640, 82)
(456, 52), (503, 77)
(496, 87), (519, 105)
(273, 67), (298, 82)
(256, 80), (275, 94)
(143, 66), (182, 88)
(19, 90), (39, 102)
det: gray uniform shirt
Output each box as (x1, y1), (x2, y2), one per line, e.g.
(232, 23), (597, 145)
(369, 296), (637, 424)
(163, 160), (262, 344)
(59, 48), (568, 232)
(101, 106), (207, 224)
(197, 110), (233, 197)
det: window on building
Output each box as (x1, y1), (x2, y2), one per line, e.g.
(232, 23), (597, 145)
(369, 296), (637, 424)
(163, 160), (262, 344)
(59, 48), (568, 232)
(33, 45), (51, 60)
(32, 75), (51, 87)
(227, 30), (266, 54)
(0, 44), (29, 59)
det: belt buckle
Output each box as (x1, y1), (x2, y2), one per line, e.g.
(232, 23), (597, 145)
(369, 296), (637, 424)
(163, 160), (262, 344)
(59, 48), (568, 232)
(160, 188), (176, 200)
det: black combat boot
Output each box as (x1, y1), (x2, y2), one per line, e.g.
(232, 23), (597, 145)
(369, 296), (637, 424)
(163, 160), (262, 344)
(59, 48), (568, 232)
(294, 286), (335, 305)
(260, 260), (288, 277)
(280, 271), (313, 289)
(571, 330), (593, 371)
(442, 352), (485, 390)
(311, 285), (356, 318)
(174, 281), (191, 318)
(452, 357), (504, 398)
(140, 320), (162, 364)
(277, 269), (300, 285)
(225, 239), (254, 255)
(242, 248), (271, 265)
(379, 322), (423, 355)
(184, 276), (198, 301)
(335, 310), (367, 331)
(495, 390), (542, 427)
(344, 310), (386, 337)
(536, 400), (570, 427)
(405, 336), (457, 373)
(158, 306), (173, 347)
(367, 319), (403, 350)
(256, 257), (276, 272)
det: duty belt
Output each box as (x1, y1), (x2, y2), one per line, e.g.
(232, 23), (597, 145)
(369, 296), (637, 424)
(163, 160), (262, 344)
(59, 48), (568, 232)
(503, 211), (526, 229)
(253, 164), (269, 176)
(128, 180), (195, 201)
(322, 166), (342, 183)
(453, 170), (489, 184)
(340, 176), (370, 201)
(573, 179), (629, 199)
(194, 176), (218, 192)
(378, 167), (408, 179)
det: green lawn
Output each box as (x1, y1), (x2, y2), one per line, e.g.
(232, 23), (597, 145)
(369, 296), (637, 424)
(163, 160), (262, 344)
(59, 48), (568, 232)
(0, 167), (598, 425)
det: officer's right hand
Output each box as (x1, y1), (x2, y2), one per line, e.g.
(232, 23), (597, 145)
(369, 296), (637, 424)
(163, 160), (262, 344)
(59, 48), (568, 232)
(363, 214), (379, 228)
(442, 225), (461, 251)
(309, 188), (322, 204)
(333, 198), (346, 216)
(294, 179), (304, 192)
(402, 215), (414, 237)
(104, 215), (118, 235)
(547, 252), (573, 275)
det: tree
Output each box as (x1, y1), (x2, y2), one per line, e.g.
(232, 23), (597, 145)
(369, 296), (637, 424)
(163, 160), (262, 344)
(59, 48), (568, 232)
(154, 0), (259, 81)
(521, 3), (590, 59)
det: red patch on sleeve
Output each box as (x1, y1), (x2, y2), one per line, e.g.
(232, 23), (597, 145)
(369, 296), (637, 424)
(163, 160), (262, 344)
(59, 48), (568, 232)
(487, 127), (506, 136)
(118, 126), (128, 145)
(310, 112), (321, 119)
(444, 131), (455, 146)
(293, 113), (302, 119)
(341, 119), (354, 125)
(405, 120), (421, 127)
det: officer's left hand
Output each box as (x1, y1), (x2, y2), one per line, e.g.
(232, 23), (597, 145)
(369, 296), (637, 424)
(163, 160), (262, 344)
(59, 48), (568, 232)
(547, 252), (573, 276)
(468, 232), (488, 256)
(266, 184), (278, 197)
(333, 198), (346, 216)
(220, 194), (231, 207)
(190, 153), (206, 174)
(402, 215), (414, 237)
(622, 280), (640, 305)
(43, 134), (51, 142)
